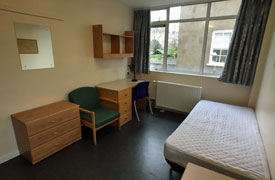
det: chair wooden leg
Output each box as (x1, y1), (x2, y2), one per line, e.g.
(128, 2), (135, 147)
(148, 97), (153, 115)
(92, 128), (97, 145)
(134, 100), (140, 122)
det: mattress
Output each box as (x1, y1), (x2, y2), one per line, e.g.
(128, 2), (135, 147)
(164, 100), (270, 180)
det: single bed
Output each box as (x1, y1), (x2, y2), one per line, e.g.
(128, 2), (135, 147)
(164, 100), (270, 180)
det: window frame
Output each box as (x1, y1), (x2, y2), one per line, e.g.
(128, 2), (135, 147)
(208, 29), (233, 67)
(150, 0), (238, 76)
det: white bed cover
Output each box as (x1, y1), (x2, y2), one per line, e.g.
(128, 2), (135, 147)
(164, 100), (270, 180)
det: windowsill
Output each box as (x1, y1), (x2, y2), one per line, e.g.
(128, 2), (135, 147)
(150, 63), (177, 65)
(149, 69), (221, 79)
(206, 63), (225, 67)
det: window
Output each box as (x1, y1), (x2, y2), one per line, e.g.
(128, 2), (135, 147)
(169, 4), (207, 20)
(167, 21), (205, 74)
(150, 0), (241, 76)
(150, 26), (165, 71)
(150, 9), (167, 22)
(208, 30), (233, 66)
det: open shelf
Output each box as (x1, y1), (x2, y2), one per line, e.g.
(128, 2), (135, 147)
(103, 33), (134, 39)
(103, 53), (134, 59)
(92, 24), (134, 59)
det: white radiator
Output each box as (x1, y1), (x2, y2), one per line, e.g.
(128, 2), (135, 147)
(155, 81), (202, 113)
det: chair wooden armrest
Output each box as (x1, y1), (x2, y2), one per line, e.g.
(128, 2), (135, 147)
(79, 108), (95, 115)
(79, 108), (95, 128)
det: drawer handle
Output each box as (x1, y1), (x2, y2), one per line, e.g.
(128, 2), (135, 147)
(124, 110), (127, 113)
(124, 94), (128, 97)
(124, 102), (128, 105)
(51, 120), (57, 123)
(53, 129), (64, 136)
(55, 143), (59, 146)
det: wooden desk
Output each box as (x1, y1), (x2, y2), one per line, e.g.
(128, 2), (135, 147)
(181, 163), (235, 180)
(96, 79), (142, 126)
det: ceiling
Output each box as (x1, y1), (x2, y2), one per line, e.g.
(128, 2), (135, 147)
(114, 0), (214, 9)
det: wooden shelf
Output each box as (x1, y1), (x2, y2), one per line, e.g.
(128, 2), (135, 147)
(103, 53), (133, 59)
(103, 33), (134, 39)
(98, 97), (118, 104)
(92, 24), (134, 59)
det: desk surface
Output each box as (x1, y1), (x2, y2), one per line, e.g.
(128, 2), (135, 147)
(95, 79), (143, 91)
(181, 163), (235, 180)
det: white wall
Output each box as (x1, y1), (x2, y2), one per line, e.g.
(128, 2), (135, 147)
(137, 71), (251, 106)
(247, 2), (275, 178)
(255, 31), (275, 178)
(0, 0), (133, 163)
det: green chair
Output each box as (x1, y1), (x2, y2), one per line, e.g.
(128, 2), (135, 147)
(68, 87), (120, 145)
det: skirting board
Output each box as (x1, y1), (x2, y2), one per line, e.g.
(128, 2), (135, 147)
(0, 150), (19, 164)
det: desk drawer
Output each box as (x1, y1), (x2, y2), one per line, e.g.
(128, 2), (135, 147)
(29, 118), (80, 149)
(118, 88), (132, 100)
(26, 107), (79, 136)
(97, 88), (132, 102)
(120, 112), (132, 126)
(31, 127), (81, 164)
(119, 106), (131, 116)
(119, 97), (131, 115)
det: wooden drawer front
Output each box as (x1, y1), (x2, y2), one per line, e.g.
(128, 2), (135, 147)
(29, 118), (80, 149)
(27, 107), (79, 136)
(119, 97), (132, 116)
(31, 127), (81, 164)
(118, 88), (131, 100)
(120, 112), (132, 126)
(97, 88), (118, 102)
(119, 105), (131, 116)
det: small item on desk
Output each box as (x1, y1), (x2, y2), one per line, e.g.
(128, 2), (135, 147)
(128, 64), (137, 82)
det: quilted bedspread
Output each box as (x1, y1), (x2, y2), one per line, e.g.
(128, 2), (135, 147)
(164, 100), (270, 180)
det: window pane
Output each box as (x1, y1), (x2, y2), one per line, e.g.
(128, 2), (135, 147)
(150, 27), (165, 71)
(221, 50), (228, 55)
(220, 56), (226, 63)
(151, 10), (167, 22)
(213, 49), (221, 55)
(167, 21), (205, 74)
(170, 4), (207, 20)
(210, 0), (242, 17)
(204, 19), (236, 75)
(212, 56), (219, 62)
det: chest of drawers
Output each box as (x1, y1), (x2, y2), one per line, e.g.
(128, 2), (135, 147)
(11, 101), (81, 165)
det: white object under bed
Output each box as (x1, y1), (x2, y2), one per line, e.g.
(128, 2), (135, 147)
(164, 100), (270, 180)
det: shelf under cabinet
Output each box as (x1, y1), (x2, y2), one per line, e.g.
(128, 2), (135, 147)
(103, 32), (134, 39)
(103, 53), (133, 59)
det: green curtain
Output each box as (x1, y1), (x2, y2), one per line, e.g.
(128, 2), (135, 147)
(219, 0), (272, 86)
(132, 9), (150, 74)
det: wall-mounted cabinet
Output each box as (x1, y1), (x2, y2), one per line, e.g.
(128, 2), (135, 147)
(92, 24), (134, 59)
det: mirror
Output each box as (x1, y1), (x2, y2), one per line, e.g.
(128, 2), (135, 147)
(14, 23), (55, 70)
